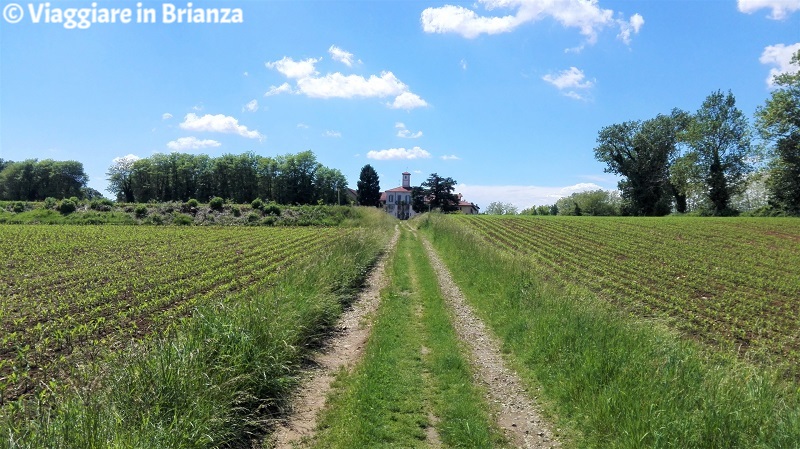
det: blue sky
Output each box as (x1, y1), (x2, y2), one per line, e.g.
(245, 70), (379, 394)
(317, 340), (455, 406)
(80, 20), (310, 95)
(1, 0), (798, 209)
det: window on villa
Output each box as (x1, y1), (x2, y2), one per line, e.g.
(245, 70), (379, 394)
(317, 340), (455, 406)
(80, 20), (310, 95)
(389, 195), (393, 202)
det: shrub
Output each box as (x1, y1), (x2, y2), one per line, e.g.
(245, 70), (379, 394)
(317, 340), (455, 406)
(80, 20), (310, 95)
(247, 212), (261, 223)
(12, 201), (26, 213)
(59, 200), (77, 215)
(134, 205), (148, 218)
(251, 198), (264, 210)
(172, 213), (193, 226)
(231, 206), (241, 217)
(90, 198), (114, 211)
(186, 198), (199, 209)
(209, 197), (224, 211)
(264, 202), (281, 216)
(44, 197), (58, 210)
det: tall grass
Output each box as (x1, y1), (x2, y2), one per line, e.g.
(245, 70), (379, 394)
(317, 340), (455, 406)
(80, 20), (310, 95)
(419, 213), (800, 448)
(1, 209), (393, 448)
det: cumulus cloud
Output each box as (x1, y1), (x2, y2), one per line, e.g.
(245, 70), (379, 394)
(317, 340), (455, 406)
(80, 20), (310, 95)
(179, 113), (263, 140)
(388, 92), (429, 110)
(617, 13), (644, 45)
(542, 66), (594, 99)
(166, 136), (222, 151)
(421, 0), (643, 46)
(396, 122), (423, 138)
(760, 43), (800, 86)
(367, 146), (432, 160)
(265, 54), (427, 110)
(297, 123), (310, 129)
(738, 0), (800, 19)
(243, 99), (259, 112)
(265, 56), (320, 79)
(162, 113), (173, 120)
(455, 182), (604, 211)
(441, 154), (461, 160)
(323, 130), (342, 137)
(265, 82), (295, 96)
(328, 45), (357, 67)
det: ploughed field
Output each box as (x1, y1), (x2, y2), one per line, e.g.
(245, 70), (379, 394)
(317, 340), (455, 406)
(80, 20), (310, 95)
(457, 215), (800, 377)
(0, 225), (346, 403)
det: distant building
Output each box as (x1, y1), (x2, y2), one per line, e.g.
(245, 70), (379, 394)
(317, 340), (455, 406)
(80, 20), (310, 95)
(380, 172), (414, 220)
(379, 172), (479, 219)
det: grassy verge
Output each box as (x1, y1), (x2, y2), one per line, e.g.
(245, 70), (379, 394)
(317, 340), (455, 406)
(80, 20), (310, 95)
(0, 209), (393, 448)
(311, 227), (504, 448)
(419, 213), (800, 448)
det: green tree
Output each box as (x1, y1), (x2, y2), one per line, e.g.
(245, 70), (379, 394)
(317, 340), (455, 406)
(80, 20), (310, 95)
(421, 173), (459, 212)
(411, 186), (426, 213)
(594, 111), (686, 216)
(106, 154), (139, 203)
(356, 164), (381, 207)
(485, 201), (518, 215)
(315, 166), (348, 205)
(755, 50), (800, 215)
(687, 90), (754, 215)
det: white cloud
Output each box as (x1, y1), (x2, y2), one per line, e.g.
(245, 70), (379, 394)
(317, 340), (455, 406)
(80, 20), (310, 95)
(162, 113), (173, 120)
(179, 113), (263, 140)
(243, 71), (249, 77)
(192, 105), (203, 111)
(328, 45), (356, 67)
(265, 56), (320, 79)
(617, 13), (644, 45)
(389, 91), (429, 110)
(323, 130), (342, 137)
(455, 182), (604, 211)
(367, 146), (432, 160)
(460, 59), (468, 70)
(738, 0), (800, 19)
(243, 99), (259, 112)
(297, 123), (310, 129)
(112, 154), (141, 166)
(542, 66), (594, 99)
(760, 43), (800, 86)
(166, 136), (222, 151)
(396, 122), (423, 138)
(266, 54), (428, 110)
(265, 82), (295, 96)
(441, 154), (461, 160)
(421, 0), (643, 46)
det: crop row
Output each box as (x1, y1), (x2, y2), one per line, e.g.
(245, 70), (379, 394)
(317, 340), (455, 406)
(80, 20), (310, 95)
(456, 216), (800, 378)
(0, 225), (347, 403)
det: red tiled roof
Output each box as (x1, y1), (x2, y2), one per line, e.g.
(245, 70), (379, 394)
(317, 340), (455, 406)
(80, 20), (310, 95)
(386, 186), (412, 193)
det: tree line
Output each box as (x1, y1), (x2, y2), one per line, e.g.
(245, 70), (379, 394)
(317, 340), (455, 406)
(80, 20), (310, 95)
(107, 150), (348, 205)
(0, 159), (94, 201)
(592, 50), (800, 217)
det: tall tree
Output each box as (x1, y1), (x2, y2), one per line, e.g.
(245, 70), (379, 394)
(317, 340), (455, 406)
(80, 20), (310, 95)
(687, 90), (753, 215)
(106, 154), (140, 202)
(485, 201), (518, 215)
(755, 50), (800, 215)
(421, 173), (459, 212)
(594, 111), (686, 215)
(356, 164), (381, 206)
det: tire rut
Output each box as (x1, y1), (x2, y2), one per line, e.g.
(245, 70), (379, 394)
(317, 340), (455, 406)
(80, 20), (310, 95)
(418, 232), (561, 448)
(267, 226), (400, 448)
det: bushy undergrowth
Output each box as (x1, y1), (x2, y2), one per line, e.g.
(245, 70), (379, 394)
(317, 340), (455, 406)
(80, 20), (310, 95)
(0, 200), (370, 227)
(418, 213), (800, 448)
(0, 209), (394, 448)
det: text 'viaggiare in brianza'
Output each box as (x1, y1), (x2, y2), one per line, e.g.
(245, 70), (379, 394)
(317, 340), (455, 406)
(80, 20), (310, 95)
(2, 2), (244, 29)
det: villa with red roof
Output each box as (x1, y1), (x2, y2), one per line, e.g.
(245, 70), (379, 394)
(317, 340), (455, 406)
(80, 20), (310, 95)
(379, 172), (479, 219)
